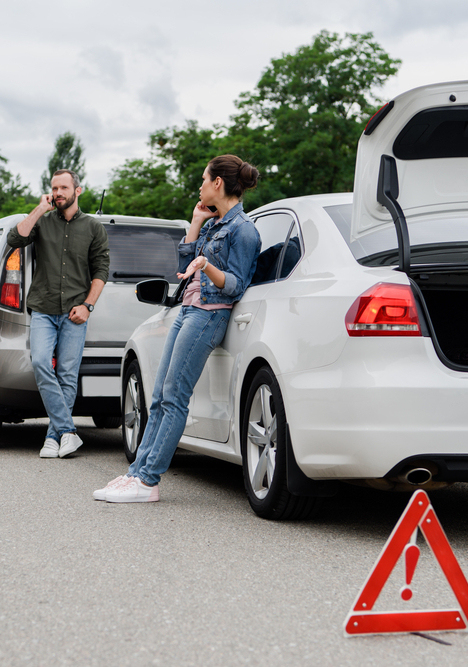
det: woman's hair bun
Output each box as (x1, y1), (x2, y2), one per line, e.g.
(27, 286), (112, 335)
(238, 161), (259, 191)
(208, 155), (259, 198)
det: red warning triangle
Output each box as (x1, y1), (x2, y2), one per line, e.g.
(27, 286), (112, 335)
(344, 489), (468, 635)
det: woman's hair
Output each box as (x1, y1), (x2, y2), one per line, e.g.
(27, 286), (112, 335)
(207, 155), (259, 198)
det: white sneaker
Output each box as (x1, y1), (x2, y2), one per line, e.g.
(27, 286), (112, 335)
(93, 475), (131, 501)
(105, 477), (159, 503)
(59, 432), (83, 458)
(39, 438), (60, 458)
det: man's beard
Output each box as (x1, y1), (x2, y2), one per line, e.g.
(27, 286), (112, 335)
(55, 192), (76, 211)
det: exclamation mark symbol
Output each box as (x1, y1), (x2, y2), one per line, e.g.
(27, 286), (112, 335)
(400, 543), (420, 601)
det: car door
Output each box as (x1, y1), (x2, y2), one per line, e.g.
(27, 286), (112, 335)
(189, 210), (303, 445)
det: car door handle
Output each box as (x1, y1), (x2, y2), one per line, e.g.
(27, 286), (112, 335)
(234, 313), (252, 324)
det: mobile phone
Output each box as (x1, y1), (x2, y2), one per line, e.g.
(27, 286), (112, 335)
(207, 205), (217, 213)
(50, 197), (56, 208)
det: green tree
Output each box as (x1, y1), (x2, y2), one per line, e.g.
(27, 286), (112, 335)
(231, 30), (401, 198)
(106, 158), (187, 219)
(0, 153), (36, 217)
(40, 131), (86, 192)
(215, 112), (284, 209)
(78, 186), (104, 215)
(150, 119), (277, 213)
(149, 121), (219, 218)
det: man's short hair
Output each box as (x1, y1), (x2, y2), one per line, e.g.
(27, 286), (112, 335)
(52, 169), (81, 189)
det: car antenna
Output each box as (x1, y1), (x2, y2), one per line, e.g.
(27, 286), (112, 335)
(95, 189), (106, 216)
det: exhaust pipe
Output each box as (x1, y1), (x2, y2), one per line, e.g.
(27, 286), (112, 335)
(359, 462), (447, 491)
(399, 467), (433, 486)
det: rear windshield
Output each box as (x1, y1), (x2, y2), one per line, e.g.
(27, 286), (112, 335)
(326, 203), (468, 266)
(105, 225), (184, 283)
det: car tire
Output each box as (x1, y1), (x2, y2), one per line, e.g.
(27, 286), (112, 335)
(122, 359), (147, 463)
(92, 415), (121, 429)
(241, 366), (319, 520)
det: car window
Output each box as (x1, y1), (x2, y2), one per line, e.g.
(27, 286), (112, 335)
(251, 212), (301, 284)
(105, 225), (184, 284)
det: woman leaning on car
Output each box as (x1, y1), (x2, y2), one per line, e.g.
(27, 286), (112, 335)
(93, 154), (261, 503)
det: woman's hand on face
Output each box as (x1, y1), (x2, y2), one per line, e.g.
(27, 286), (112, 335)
(191, 201), (216, 225)
(177, 255), (208, 280)
(185, 202), (216, 243)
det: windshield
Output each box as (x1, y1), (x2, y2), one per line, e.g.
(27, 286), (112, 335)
(326, 203), (468, 266)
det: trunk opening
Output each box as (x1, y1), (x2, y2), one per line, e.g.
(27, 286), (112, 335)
(411, 269), (468, 368)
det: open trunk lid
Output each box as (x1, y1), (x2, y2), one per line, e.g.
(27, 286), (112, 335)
(352, 80), (468, 246)
(351, 81), (468, 370)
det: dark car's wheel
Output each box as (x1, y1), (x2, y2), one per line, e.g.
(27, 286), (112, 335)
(92, 415), (121, 429)
(241, 366), (319, 520)
(122, 360), (147, 463)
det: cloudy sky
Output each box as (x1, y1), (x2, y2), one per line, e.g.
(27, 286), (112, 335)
(2, 0), (468, 194)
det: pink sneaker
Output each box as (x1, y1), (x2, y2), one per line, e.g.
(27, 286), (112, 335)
(105, 477), (159, 503)
(93, 475), (131, 501)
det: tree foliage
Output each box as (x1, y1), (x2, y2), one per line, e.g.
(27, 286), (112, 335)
(0, 153), (36, 216)
(148, 121), (219, 218)
(230, 30), (401, 197)
(40, 131), (86, 192)
(78, 186), (103, 215)
(141, 30), (400, 215)
(106, 158), (187, 219)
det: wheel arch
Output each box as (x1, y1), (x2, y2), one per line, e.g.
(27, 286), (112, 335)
(121, 353), (148, 463)
(121, 349), (138, 397)
(239, 357), (338, 500)
(122, 348), (137, 373)
(239, 357), (273, 434)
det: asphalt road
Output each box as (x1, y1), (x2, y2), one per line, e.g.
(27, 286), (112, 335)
(2, 418), (468, 667)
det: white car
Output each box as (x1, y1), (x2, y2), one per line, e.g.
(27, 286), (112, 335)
(121, 81), (468, 519)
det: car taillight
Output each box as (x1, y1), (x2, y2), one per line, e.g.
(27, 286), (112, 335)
(364, 100), (394, 135)
(345, 283), (422, 336)
(1, 248), (22, 310)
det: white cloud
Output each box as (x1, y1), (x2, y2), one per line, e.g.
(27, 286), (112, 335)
(78, 46), (126, 88)
(1, 0), (468, 194)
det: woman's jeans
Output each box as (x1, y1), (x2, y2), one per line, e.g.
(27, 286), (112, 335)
(30, 311), (88, 442)
(129, 306), (230, 486)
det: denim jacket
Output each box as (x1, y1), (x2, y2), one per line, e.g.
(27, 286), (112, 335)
(178, 202), (261, 305)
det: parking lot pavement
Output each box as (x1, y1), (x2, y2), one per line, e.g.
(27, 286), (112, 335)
(2, 419), (468, 667)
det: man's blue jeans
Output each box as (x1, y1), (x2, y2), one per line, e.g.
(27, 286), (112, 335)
(30, 311), (88, 442)
(128, 306), (230, 486)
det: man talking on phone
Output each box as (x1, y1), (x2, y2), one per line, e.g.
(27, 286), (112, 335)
(7, 169), (109, 458)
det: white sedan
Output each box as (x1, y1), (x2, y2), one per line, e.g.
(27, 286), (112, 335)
(121, 81), (468, 519)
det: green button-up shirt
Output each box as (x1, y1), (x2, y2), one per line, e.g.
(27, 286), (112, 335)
(7, 208), (109, 315)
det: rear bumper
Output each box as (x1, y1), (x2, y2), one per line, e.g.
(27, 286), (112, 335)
(281, 337), (468, 482)
(0, 390), (121, 421)
(0, 349), (123, 421)
(386, 454), (468, 483)
(78, 355), (122, 405)
(76, 355), (122, 416)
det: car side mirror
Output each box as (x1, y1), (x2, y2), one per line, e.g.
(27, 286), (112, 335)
(136, 279), (169, 305)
